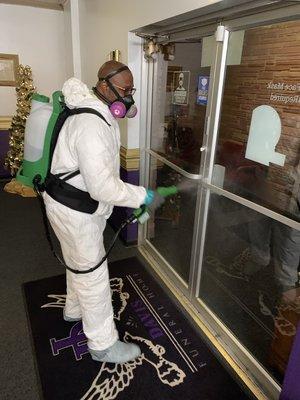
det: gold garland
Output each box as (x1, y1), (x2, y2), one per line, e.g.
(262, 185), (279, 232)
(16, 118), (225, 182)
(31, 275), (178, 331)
(4, 64), (35, 175)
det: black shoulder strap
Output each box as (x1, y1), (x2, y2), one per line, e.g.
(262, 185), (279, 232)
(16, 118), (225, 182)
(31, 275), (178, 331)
(47, 106), (110, 178)
(69, 107), (111, 127)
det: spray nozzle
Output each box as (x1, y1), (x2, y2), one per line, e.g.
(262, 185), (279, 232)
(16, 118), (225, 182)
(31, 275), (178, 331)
(156, 185), (178, 198)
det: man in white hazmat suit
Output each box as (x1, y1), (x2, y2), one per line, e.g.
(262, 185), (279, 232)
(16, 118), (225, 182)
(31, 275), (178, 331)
(43, 61), (156, 364)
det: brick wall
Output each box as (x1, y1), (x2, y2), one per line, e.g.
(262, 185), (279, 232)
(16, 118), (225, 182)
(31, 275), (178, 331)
(219, 20), (300, 214)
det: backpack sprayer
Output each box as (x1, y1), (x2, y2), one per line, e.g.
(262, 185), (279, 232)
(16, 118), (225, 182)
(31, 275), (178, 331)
(16, 91), (179, 274)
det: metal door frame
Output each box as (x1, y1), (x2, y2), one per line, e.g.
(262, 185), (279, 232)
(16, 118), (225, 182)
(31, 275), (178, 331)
(138, 4), (300, 399)
(138, 24), (221, 300)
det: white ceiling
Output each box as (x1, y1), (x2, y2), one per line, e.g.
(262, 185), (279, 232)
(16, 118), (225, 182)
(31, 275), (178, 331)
(0, 0), (65, 10)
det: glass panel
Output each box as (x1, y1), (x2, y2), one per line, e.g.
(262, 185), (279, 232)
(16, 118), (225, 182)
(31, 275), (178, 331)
(150, 39), (216, 174)
(199, 192), (300, 384)
(214, 21), (300, 222)
(147, 155), (199, 282)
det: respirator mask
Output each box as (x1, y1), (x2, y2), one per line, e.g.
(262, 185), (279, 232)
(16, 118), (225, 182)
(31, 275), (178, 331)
(93, 66), (137, 119)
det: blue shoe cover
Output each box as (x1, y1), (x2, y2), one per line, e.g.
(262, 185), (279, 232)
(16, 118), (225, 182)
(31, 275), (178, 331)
(63, 308), (81, 322)
(89, 340), (141, 364)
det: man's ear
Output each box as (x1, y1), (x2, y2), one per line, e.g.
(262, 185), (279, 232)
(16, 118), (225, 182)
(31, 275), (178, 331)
(97, 80), (108, 92)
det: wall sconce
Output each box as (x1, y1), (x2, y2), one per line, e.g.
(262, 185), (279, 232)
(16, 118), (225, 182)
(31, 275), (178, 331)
(109, 50), (121, 61)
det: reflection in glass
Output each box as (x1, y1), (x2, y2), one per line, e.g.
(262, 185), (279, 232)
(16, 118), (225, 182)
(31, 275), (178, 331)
(147, 157), (198, 282)
(215, 20), (300, 221)
(151, 41), (213, 174)
(199, 193), (300, 383)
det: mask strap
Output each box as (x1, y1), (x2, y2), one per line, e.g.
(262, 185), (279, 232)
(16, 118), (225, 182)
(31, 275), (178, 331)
(92, 87), (112, 105)
(98, 65), (130, 100)
(106, 80), (123, 100)
(94, 65), (130, 104)
(99, 66), (129, 81)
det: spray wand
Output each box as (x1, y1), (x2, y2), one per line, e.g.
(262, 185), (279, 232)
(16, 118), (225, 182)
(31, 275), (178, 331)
(131, 185), (178, 225)
(38, 185), (178, 275)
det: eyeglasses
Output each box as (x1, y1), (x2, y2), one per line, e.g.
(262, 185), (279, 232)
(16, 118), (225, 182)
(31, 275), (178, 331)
(112, 83), (136, 96)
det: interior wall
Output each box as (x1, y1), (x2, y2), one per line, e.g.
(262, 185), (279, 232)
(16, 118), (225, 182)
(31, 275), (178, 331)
(78, 0), (220, 87)
(63, 0), (74, 79)
(77, 0), (219, 147)
(0, 4), (67, 116)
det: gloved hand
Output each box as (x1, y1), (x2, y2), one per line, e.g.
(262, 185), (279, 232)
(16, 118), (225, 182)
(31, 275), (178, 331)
(144, 189), (155, 206)
(144, 189), (165, 211)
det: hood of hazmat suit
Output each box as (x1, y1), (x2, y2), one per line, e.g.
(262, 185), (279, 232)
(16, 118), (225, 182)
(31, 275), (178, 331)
(43, 78), (146, 352)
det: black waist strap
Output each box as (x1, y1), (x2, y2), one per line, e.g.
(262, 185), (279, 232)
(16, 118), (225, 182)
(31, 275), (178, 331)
(45, 173), (98, 214)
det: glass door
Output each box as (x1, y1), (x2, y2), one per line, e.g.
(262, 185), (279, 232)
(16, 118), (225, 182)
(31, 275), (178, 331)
(140, 12), (300, 399)
(142, 33), (219, 289)
(195, 19), (300, 397)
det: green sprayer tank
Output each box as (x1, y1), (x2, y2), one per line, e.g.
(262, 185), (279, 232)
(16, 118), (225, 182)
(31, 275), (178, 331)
(16, 91), (63, 188)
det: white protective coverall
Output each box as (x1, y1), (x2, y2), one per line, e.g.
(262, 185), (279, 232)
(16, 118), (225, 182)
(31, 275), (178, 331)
(43, 78), (146, 351)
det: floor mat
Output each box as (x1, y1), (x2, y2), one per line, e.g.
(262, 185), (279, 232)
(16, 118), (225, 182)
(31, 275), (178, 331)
(24, 257), (249, 400)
